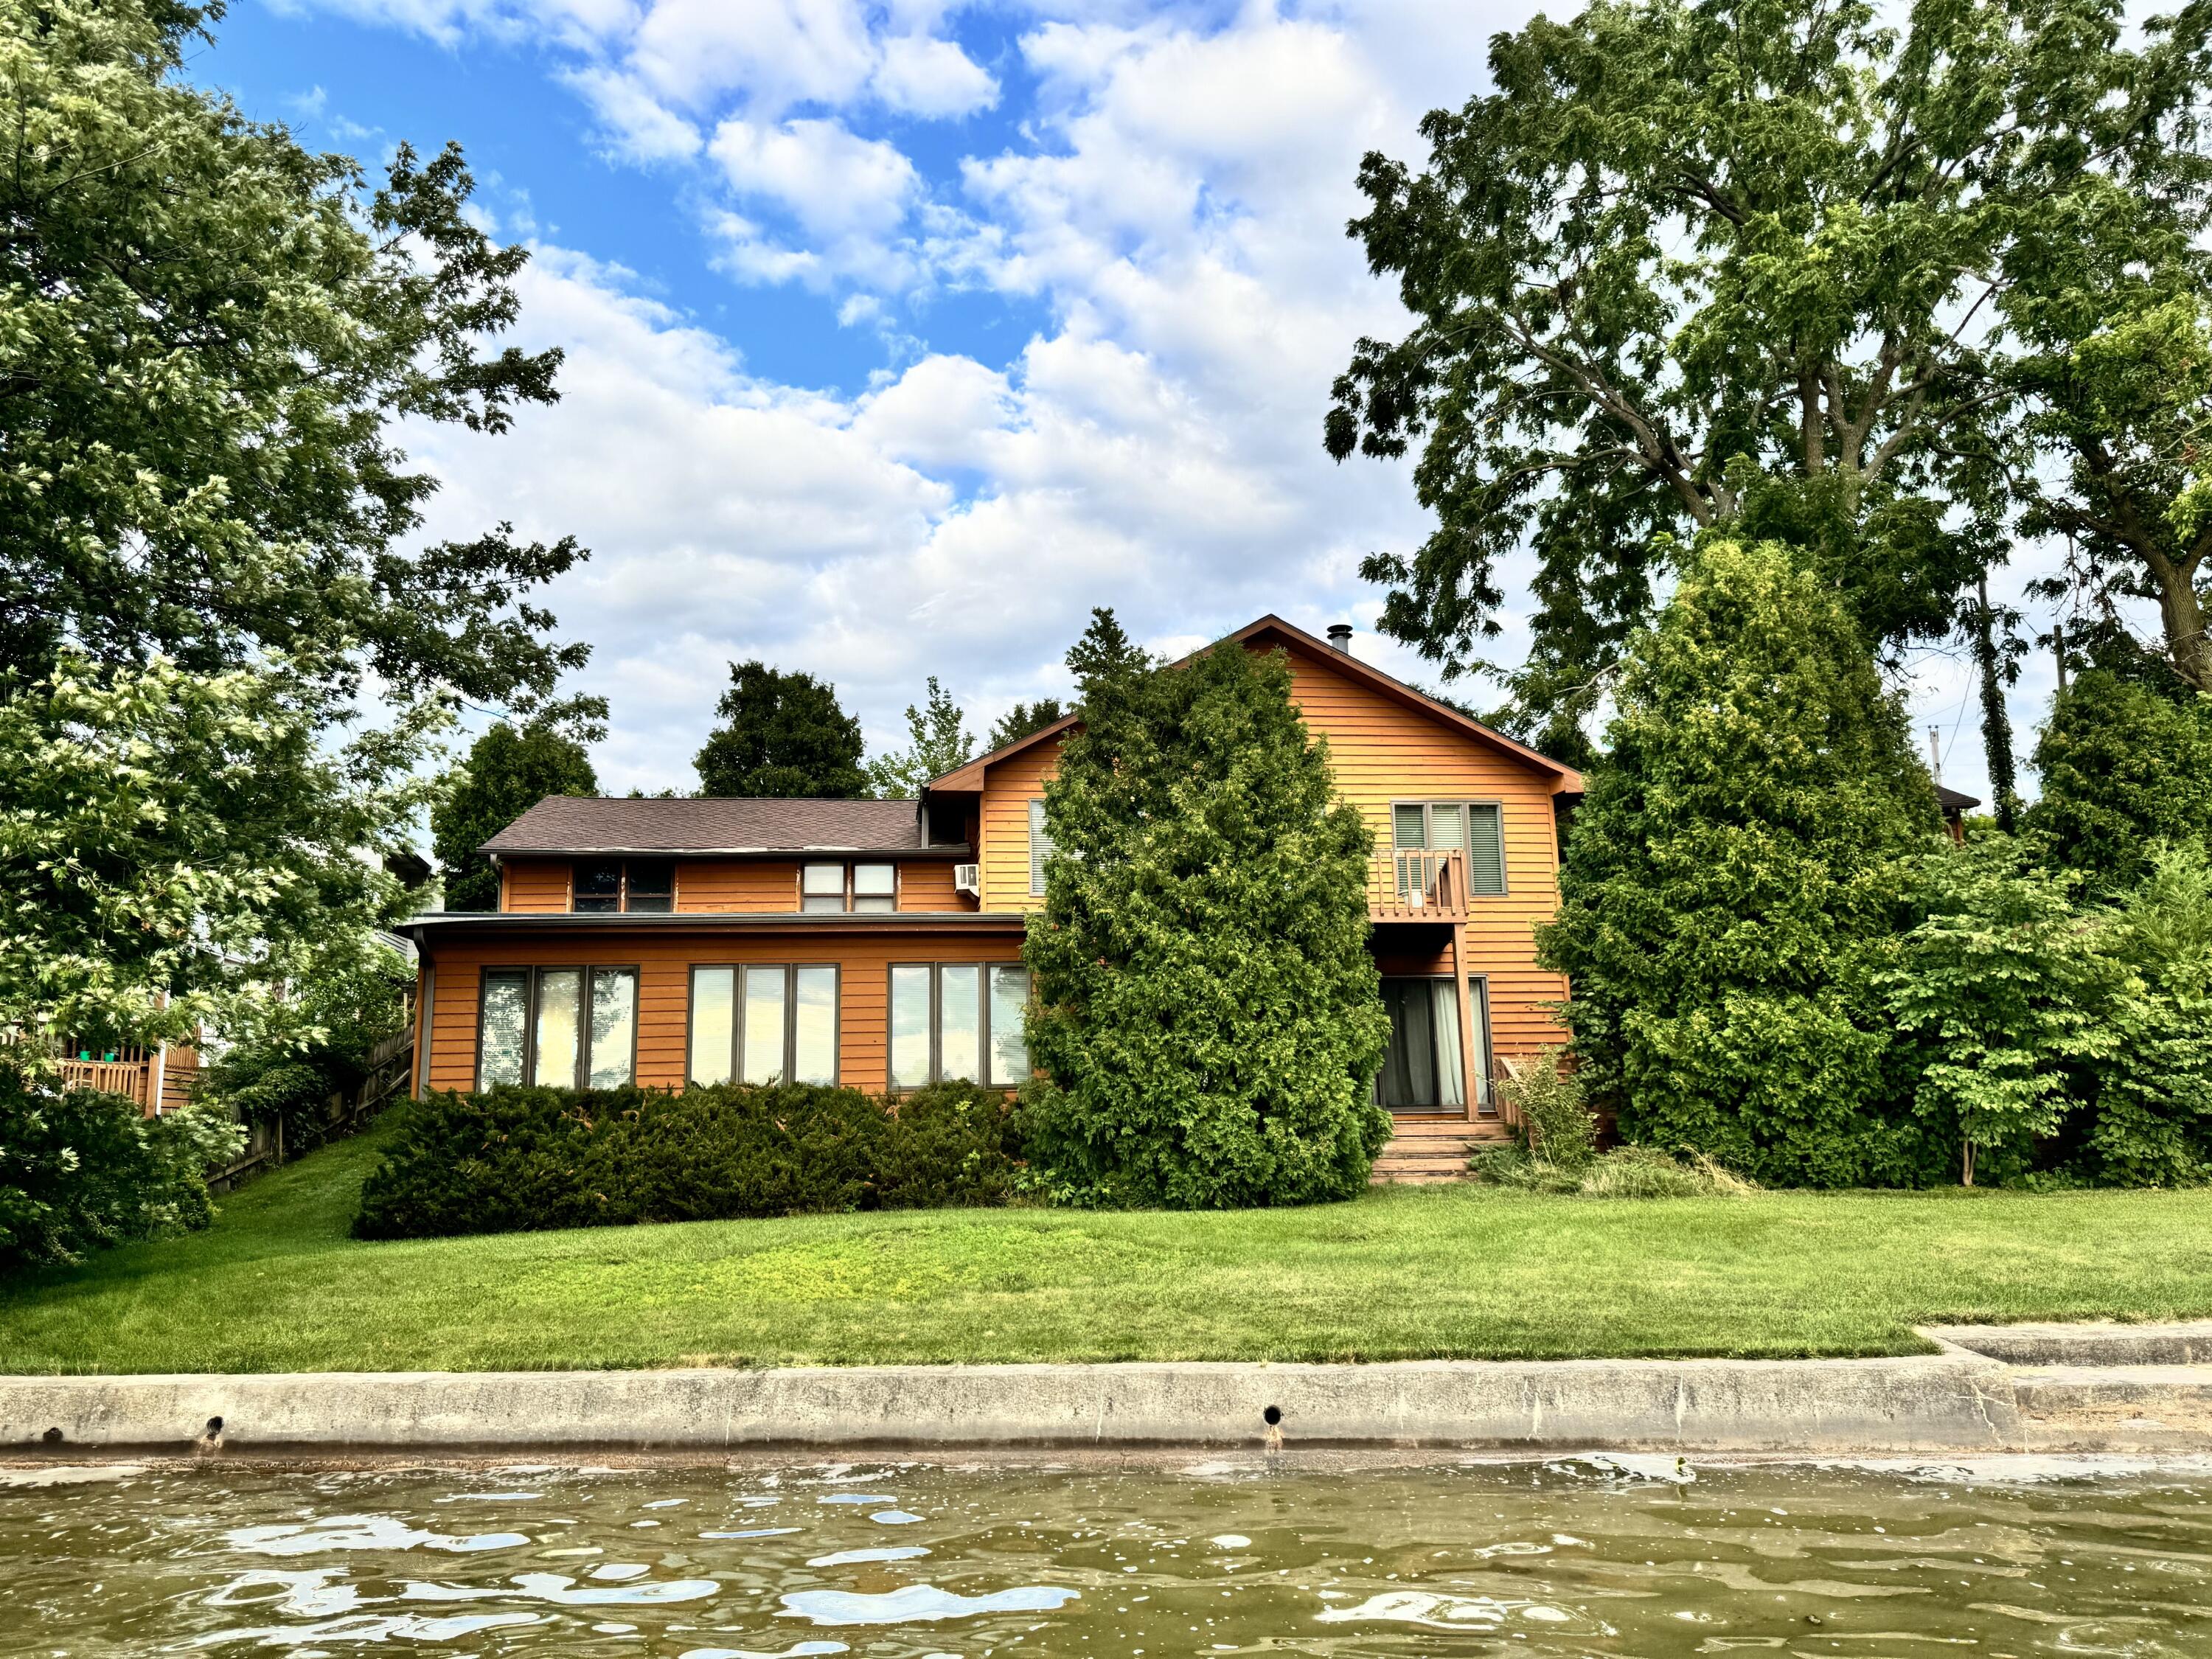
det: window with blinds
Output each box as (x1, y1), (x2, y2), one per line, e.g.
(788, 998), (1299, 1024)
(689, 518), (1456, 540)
(1392, 801), (1506, 896)
(1028, 799), (1055, 895)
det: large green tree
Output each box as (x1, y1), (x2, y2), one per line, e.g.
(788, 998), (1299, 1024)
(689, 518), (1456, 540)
(694, 661), (868, 798)
(985, 698), (1068, 752)
(0, 0), (585, 702)
(432, 704), (605, 911)
(1326, 0), (2206, 754)
(0, 0), (584, 1060)
(865, 677), (975, 798)
(0, 650), (445, 1056)
(1540, 539), (1943, 1186)
(1022, 616), (1392, 1208)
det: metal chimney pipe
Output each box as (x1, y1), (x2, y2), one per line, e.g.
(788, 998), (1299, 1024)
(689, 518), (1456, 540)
(1326, 623), (1354, 653)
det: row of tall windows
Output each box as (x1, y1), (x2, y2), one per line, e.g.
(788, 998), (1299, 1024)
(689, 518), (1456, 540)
(479, 967), (639, 1090)
(476, 963), (1032, 1091)
(687, 964), (838, 1086)
(891, 963), (1029, 1088)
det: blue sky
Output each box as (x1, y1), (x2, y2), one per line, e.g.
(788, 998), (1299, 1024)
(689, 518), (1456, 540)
(195, 0), (2033, 804)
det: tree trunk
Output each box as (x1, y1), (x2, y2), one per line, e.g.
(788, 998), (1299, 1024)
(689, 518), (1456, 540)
(2146, 546), (2212, 691)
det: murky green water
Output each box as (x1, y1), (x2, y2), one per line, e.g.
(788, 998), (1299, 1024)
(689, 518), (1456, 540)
(9, 1453), (2212, 1655)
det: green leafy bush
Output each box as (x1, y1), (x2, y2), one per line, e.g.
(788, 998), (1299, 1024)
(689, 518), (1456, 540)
(1021, 613), (1393, 1208)
(1495, 1048), (1596, 1171)
(2077, 846), (2212, 1184)
(2028, 664), (2212, 897)
(0, 1068), (244, 1270)
(1539, 538), (1944, 1187)
(352, 1080), (1025, 1241)
(1881, 838), (2117, 1185)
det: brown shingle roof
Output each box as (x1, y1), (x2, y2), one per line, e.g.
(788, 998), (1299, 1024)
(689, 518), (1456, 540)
(480, 796), (928, 855)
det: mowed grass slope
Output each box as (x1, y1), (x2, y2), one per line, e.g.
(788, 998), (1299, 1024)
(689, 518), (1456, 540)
(6, 1109), (2212, 1374)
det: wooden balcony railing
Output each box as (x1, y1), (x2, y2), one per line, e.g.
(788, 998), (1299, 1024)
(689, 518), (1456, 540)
(55, 1057), (156, 1108)
(1370, 847), (1471, 922)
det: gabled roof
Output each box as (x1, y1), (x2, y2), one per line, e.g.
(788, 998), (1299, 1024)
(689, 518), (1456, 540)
(927, 712), (1082, 793)
(1936, 785), (1980, 813)
(925, 613), (1585, 793)
(481, 796), (932, 856)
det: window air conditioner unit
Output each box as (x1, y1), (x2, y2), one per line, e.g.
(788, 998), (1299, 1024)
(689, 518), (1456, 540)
(953, 863), (981, 898)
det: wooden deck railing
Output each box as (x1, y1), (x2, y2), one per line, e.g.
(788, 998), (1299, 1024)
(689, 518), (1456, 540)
(55, 1057), (155, 1108)
(1369, 847), (1471, 922)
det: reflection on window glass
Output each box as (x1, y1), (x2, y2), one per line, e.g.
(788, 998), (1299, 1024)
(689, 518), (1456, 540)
(479, 972), (529, 1088)
(689, 967), (735, 1085)
(793, 967), (837, 1084)
(989, 965), (1030, 1086)
(742, 965), (787, 1085)
(890, 964), (931, 1088)
(939, 964), (981, 1082)
(574, 862), (622, 913)
(589, 969), (636, 1088)
(852, 863), (896, 913)
(534, 970), (582, 1088)
(625, 860), (675, 913)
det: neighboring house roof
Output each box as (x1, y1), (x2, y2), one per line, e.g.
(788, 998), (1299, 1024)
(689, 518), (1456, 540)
(925, 613), (1586, 793)
(1936, 785), (1980, 813)
(480, 796), (931, 856)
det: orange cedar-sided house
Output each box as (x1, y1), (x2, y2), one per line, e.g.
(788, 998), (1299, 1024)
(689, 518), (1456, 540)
(397, 616), (1585, 1175)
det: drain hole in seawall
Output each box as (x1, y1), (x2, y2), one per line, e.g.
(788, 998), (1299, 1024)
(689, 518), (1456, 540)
(205, 1416), (224, 1434)
(1262, 1405), (1282, 1427)
(41, 1427), (63, 1445)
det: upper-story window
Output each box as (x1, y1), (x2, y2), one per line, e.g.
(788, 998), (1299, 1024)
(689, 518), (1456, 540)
(572, 858), (675, 913)
(1028, 799), (1055, 896)
(801, 862), (898, 913)
(1391, 801), (1506, 896)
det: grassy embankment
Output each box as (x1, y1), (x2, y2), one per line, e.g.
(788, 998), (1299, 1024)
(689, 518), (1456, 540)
(5, 1107), (2212, 1374)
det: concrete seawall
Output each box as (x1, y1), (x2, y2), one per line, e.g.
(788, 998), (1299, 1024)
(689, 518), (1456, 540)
(6, 1325), (2210, 1456)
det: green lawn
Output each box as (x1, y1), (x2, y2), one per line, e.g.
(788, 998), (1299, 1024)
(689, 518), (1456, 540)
(7, 1110), (2212, 1374)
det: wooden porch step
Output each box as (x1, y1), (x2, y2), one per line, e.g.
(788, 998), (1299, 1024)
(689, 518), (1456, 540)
(1371, 1114), (1514, 1183)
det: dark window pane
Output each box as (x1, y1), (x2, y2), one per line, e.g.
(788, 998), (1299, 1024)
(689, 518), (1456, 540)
(574, 861), (622, 913)
(626, 860), (675, 911)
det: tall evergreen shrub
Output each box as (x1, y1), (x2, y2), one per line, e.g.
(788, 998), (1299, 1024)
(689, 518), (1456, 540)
(1539, 539), (1943, 1186)
(2028, 665), (2212, 896)
(1021, 626), (1392, 1207)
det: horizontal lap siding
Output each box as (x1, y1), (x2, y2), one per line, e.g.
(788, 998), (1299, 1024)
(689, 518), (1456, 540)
(420, 930), (1023, 1096)
(502, 860), (571, 913)
(677, 861), (799, 912)
(964, 641), (1571, 1059)
(899, 861), (961, 911)
(1284, 642), (1569, 1059)
(978, 745), (1060, 912)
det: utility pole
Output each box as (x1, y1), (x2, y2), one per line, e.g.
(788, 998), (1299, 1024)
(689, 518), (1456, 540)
(1927, 725), (1942, 787)
(2053, 621), (2068, 694)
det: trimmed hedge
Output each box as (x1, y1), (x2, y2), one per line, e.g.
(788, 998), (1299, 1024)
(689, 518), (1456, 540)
(352, 1080), (1026, 1241)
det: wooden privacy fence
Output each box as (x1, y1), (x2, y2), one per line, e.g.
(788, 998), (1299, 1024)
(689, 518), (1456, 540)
(206, 1029), (415, 1194)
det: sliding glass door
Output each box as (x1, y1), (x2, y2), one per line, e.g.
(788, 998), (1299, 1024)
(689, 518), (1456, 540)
(1376, 976), (1490, 1114)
